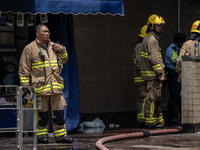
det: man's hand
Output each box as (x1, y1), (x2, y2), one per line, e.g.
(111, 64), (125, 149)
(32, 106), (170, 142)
(158, 75), (165, 82)
(52, 43), (64, 54)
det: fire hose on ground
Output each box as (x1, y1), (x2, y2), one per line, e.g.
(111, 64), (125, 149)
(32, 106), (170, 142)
(96, 128), (182, 150)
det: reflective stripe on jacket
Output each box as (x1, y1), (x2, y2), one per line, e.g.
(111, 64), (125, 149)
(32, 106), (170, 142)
(140, 31), (165, 80)
(176, 40), (197, 82)
(133, 43), (145, 86)
(19, 39), (68, 95)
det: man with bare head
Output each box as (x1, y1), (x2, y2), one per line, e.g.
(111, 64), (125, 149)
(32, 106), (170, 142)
(19, 24), (73, 144)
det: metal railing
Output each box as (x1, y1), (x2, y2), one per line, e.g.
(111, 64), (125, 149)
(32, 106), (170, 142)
(0, 85), (37, 150)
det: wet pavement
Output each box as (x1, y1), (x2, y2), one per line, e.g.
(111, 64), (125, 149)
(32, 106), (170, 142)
(1, 126), (200, 150)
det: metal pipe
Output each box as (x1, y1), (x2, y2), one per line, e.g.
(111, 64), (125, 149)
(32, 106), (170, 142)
(96, 128), (182, 150)
(178, 0), (180, 32)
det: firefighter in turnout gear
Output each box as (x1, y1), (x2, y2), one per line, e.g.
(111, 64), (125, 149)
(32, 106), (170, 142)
(19, 24), (73, 144)
(176, 20), (200, 82)
(133, 25), (148, 126)
(140, 14), (165, 128)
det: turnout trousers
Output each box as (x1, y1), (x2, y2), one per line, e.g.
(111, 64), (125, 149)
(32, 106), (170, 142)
(144, 80), (164, 127)
(36, 93), (67, 141)
(136, 84), (147, 124)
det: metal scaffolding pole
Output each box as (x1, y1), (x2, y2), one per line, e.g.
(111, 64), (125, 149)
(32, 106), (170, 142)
(0, 85), (37, 150)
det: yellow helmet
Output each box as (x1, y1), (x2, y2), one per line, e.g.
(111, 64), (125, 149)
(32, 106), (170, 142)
(22, 89), (34, 107)
(191, 20), (200, 33)
(147, 14), (165, 30)
(139, 25), (148, 38)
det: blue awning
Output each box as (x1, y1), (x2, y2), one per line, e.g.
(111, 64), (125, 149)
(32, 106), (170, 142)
(0, 0), (124, 16)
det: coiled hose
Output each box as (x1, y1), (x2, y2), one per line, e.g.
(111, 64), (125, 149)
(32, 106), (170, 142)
(96, 128), (182, 150)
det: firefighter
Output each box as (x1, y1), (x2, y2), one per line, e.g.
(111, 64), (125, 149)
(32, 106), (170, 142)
(19, 24), (73, 144)
(176, 20), (200, 81)
(133, 25), (148, 126)
(165, 33), (186, 124)
(140, 14), (165, 128)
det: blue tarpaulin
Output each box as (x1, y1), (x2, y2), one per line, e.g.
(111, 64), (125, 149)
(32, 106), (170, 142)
(54, 14), (81, 132)
(1, 0), (124, 16)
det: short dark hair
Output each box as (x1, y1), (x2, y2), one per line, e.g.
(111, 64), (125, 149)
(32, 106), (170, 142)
(36, 24), (47, 32)
(173, 33), (186, 44)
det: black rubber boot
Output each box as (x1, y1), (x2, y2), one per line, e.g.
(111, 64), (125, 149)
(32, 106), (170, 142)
(56, 136), (73, 143)
(38, 137), (48, 144)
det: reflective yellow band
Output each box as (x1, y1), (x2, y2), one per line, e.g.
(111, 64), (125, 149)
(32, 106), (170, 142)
(50, 60), (58, 66)
(150, 101), (155, 117)
(134, 77), (144, 83)
(54, 129), (67, 137)
(52, 83), (64, 89)
(37, 128), (48, 136)
(141, 51), (148, 58)
(157, 115), (164, 123)
(137, 98), (146, 120)
(59, 51), (68, 59)
(176, 65), (181, 71)
(32, 61), (49, 68)
(20, 77), (30, 83)
(158, 52), (162, 58)
(134, 59), (136, 64)
(153, 64), (161, 71)
(178, 75), (182, 80)
(35, 84), (52, 93)
(141, 51), (161, 58)
(35, 83), (64, 94)
(145, 117), (157, 123)
(32, 60), (60, 68)
(137, 113), (145, 119)
(140, 71), (156, 77)
(145, 101), (157, 123)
